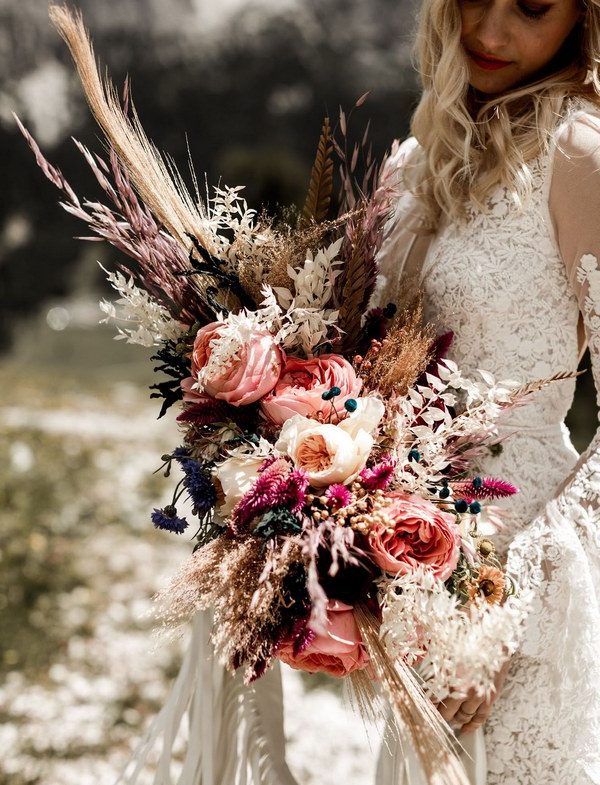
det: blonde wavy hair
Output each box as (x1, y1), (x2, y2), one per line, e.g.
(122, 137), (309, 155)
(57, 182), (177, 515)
(406, 0), (600, 227)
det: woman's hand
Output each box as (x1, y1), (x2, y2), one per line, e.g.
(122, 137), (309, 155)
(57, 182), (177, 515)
(433, 657), (512, 735)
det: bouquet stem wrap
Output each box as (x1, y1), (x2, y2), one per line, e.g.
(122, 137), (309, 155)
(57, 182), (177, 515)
(116, 610), (299, 785)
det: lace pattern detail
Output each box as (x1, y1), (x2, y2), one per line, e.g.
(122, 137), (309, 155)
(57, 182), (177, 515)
(375, 98), (600, 785)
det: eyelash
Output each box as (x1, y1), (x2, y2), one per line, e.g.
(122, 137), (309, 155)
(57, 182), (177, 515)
(461, 0), (551, 20)
(517, 2), (550, 19)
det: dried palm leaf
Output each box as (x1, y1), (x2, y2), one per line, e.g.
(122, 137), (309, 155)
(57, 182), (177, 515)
(301, 116), (334, 226)
(508, 369), (583, 401)
(355, 604), (471, 785)
(48, 4), (241, 314)
(337, 219), (372, 350)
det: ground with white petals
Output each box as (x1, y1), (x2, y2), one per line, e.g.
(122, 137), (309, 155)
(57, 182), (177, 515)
(0, 365), (378, 785)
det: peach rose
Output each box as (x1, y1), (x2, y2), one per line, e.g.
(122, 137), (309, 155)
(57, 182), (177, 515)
(277, 600), (370, 678)
(261, 354), (362, 425)
(189, 321), (284, 406)
(368, 492), (459, 581)
(274, 397), (385, 488)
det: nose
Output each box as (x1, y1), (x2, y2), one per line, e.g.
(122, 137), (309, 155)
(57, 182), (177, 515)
(471, 0), (511, 52)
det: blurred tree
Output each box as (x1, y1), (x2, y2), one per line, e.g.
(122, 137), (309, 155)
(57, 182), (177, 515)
(0, 0), (419, 349)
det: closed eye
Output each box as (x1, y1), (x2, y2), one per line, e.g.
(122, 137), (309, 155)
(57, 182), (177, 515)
(517, 1), (551, 19)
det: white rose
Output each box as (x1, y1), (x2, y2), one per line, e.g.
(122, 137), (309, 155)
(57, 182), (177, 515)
(275, 396), (384, 487)
(213, 455), (264, 516)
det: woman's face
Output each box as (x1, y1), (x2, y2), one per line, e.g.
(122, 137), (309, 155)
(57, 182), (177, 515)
(459, 0), (582, 94)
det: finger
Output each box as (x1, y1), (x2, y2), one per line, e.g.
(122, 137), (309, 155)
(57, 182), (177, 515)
(454, 709), (477, 725)
(460, 708), (490, 735)
(436, 697), (464, 722)
(458, 696), (483, 716)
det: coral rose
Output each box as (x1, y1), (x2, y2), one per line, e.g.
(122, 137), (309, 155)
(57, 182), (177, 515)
(368, 492), (459, 580)
(190, 321), (284, 406)
(180, 376), (212, 403)
(261, 354), (362, 425)
(277, 600), (370, 677)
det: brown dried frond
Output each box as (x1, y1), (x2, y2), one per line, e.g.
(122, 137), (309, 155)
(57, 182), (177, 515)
(359, 301), (433, 397)
(301, 116), (334, 226)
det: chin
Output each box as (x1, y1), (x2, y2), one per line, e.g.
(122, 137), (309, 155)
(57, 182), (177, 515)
(468, 71), (519, 97)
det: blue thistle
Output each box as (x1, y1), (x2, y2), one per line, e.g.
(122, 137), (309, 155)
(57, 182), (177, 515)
(151, 505), (189, 534)
(180, 458), (217, 515)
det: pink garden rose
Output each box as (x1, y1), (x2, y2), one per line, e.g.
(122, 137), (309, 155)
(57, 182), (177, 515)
(183, 321), (284, 407)
(261, 354), (362, 425)
(368, 492), (459, 581)
(277, 600), (370, 678)
(180, 377), (212, 403)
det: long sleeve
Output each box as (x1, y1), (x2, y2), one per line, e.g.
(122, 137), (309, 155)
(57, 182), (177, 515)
(487, 108), (600, 777)
(370, 136), (433, 311)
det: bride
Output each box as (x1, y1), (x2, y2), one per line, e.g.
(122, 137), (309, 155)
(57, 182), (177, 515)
(121, 0), (600, 782)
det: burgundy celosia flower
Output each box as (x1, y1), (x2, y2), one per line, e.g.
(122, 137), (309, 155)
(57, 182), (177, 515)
(286, 616), (318, 657)
(230, 458), (308, 532)
(176, 398), (229, 425)
(359, 457), (397, 491)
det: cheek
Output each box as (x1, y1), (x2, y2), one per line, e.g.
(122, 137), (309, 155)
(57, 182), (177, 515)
(519, 18), (577, 71)
(459, 5), (479, 37)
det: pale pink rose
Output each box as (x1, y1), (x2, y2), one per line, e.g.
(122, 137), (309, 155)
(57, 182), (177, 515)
(368, 492), (460, 581)
(261, 354), (362, 425)
(189, 321), (284, 406)
(276, 600), (370, 678)
(180, 376), (212, 403)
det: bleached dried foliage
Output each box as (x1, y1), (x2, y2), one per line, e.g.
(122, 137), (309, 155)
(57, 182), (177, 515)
(378, 566), (523, 702)
(99, 265), (182, 346)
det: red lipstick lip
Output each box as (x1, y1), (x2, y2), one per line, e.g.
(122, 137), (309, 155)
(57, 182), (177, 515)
(467, 48), (513, 70)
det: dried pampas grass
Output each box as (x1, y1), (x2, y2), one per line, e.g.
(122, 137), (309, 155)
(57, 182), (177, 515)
(354, 604), (471, 785)
(360, 302), (433, 397)
(154, 533), (307, 683)
(48, 4), (243, 314)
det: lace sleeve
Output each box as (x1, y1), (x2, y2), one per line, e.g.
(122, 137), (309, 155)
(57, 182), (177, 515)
(504, 109), (600, 667)
(482, 111), (600, 780)
(370, 136), (432, 310)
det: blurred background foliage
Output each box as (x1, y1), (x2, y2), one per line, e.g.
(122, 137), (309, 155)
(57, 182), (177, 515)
(0, 1), (596, 783)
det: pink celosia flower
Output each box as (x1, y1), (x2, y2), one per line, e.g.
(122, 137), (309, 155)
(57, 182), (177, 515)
(359, 456), (397, 491)
(230, 458), (308, 532)
(282, 469), (310, 513)
(450, 476), (518, 500)
(325, 483), (353, 508)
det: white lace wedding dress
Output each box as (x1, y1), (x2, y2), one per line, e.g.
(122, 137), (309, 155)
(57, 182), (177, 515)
(375, 95), (600, 785)
(117, 96), (600, 785)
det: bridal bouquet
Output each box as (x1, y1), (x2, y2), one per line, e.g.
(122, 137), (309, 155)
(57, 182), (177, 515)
(18, 6), (566, 783)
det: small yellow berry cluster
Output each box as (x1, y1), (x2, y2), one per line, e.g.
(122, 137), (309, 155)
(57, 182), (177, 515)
(307, 482), (393, 534)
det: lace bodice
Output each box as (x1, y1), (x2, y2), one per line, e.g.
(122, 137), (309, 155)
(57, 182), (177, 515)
(374, 97), (600, 785)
